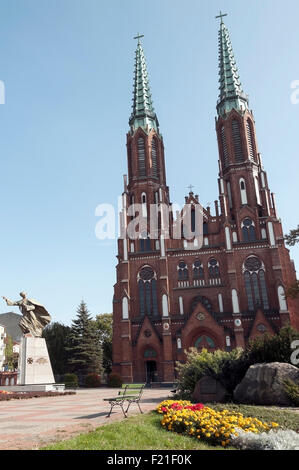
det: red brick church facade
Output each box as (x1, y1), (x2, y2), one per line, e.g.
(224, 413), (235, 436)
(112, 22), (299, 383)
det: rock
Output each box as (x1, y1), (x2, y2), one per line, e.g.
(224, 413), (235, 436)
(234, 362), (299, 406)
(193, 376), (227, 403)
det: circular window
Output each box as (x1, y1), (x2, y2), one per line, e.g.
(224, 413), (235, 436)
(209, 258), (218, 267)
(178, 261), (187, 269)
(139, 267), (155, 281)
(194, 260), (202, 268)
(257, 324), (267, 333)
(244, 256), (262, 272)
(243, 218), (253, 228)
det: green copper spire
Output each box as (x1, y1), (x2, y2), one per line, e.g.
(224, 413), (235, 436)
(216, 15), (249, 117)
(129, 34), (159, 133)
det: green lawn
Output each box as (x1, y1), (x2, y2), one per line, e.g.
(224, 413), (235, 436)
(42, 412), (229, 451)
(42, 404), (298, 451)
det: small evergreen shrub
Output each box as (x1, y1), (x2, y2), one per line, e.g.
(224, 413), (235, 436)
(282, 378), (299, 406)
(84, 373), (102, 388)
(64, 373), (79, 389)
(108, 373), (123, 388)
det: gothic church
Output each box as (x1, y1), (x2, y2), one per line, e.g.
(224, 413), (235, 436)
(112, 18), (299, 383)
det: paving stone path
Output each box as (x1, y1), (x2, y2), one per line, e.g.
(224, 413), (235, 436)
(0, 387), (172, 450)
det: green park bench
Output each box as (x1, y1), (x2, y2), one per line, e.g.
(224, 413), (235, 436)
(104, 383), (145, 418)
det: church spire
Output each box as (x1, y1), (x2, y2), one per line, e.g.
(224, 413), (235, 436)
(216, 14), (249, 118)
(129, 34), (159, 133)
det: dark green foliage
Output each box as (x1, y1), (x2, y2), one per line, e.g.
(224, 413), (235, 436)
(43, 322), (72, 376)
(108, 372), (123, 388)
(243, 326), (299, 365)
(282, 379), (299, 406)
(284, 225), (299, 299)
(177, 326), (299, 401)
(285, 225), (299, 247)
(67, 301), (103, 379)
(85, 373), (101, 388)
(64, 373), (79, 389)
(95, 313), (113, 374)
(4, 334), (17, 370)
(176, 348), (244, 400)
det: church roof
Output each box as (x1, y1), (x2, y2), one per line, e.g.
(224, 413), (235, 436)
(129, 35), (159, 133)
(217, 18), (249, 117)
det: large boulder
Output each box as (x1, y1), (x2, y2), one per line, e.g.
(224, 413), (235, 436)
(234, 362), (299, 406)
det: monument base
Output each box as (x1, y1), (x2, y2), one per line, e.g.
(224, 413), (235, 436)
(18, 336), (56, 386)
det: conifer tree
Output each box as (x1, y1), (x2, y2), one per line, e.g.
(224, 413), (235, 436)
(67, 301), (103, 378)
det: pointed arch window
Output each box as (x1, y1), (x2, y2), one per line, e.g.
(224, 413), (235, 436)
(208, 259), (220, 278)
(239, 178), (248, 205)
(221, 126), (229, 167)
(195, 335), (216, 351)
(138, 266), (158, 316)
(139, 231), (151, 252)
(151, 138), (158, 178)
(193, 260), (204, 279)
(232, 119), (244, 163)
(178, 261), (188, 280)
(128, 142), (133, 181)
(138, 137), (146, 177)
(242, 218), (256, 242)
(246, 119), (255, 160)
(243, 256), (269, 310)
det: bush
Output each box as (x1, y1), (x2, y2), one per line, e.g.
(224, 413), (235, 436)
(108, 373), (123, 388)
(176, 347), (245, 400)
(64, 373), (79, 389)
(84, 373), (102, 388)
(176, 326), (299, 401)
(243, 325), (299, 366)
(282, 378), (299, 406)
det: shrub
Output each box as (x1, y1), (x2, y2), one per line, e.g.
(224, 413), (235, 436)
(282, 378), (299, 406)
(64, 373), (79, 389)
(108, 373), (123, 388)
(176, 347), (245, 400)
(243, 325), (299, 366)
(176, 326), (299, 401)
(85, 373), (101, 388)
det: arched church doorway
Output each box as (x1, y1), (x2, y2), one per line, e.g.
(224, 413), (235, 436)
(146, 361), (157, 384)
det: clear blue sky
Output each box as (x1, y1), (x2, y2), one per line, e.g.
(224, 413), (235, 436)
(0, 0), (298, 325)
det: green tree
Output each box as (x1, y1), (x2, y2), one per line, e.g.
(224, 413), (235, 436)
(285, 225), (299, 299)
(42, 322), (72, 376)
(67, 301), (103, 379)
(4, 334), (15, 370)
(95, 313), (113, 374)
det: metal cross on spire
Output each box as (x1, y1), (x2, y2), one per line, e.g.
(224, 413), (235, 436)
(188, 184), (194, 193)
(215, 11), (228, 23)
(134, 33), (144, 45)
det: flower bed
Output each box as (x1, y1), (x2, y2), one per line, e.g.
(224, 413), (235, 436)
(157, 400), (279, 448)
(0, 390), (76, 401)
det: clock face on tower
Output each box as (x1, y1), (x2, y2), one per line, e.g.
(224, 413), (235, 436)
(163, 322), (170, 331)
(234, 319), (242, 327)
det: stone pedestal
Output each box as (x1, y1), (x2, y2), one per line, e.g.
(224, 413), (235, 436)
(18, 336), (55, 385)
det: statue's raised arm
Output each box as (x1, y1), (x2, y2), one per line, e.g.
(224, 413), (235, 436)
(2, 292), (51, 337)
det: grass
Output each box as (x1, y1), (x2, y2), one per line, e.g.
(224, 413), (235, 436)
(42, 412), (229, 451)
(42, 404), (299, 451)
